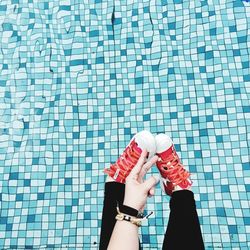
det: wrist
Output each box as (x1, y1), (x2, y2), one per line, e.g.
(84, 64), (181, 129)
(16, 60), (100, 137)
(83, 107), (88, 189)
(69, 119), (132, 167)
(116, 218), (140, 229)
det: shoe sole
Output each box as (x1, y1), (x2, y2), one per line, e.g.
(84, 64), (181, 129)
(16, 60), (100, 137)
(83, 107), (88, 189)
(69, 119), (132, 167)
(128, 130), (156, 162)
(155, 133), (173, 154)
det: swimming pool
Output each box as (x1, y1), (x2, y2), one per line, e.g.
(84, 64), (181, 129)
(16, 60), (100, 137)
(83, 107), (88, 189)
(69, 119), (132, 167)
(0, 0), (249, 249)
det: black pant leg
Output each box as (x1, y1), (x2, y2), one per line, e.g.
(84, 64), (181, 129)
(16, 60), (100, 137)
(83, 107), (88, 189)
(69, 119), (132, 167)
(99, 182), (125, 250)
(162, 190), (205, 250)
(99, 182), (142, 250)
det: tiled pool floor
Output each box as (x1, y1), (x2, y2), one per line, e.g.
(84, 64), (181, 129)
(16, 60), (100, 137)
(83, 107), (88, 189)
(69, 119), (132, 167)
(0, 0), (250, 249)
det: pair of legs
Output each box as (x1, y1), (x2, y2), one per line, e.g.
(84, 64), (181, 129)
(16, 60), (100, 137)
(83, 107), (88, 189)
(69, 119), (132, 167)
(100, 131), (205, 249)
(99, 181), (205, 250)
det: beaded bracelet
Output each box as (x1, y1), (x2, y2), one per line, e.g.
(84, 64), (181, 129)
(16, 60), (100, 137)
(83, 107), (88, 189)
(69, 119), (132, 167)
(115, 205), (153, 227)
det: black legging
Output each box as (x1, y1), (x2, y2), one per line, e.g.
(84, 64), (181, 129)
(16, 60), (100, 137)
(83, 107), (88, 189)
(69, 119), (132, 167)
(99, 182), (205, 250)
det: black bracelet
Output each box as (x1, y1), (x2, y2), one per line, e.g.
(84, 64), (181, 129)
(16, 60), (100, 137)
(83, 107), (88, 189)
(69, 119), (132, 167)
(118, 203), (144, 218)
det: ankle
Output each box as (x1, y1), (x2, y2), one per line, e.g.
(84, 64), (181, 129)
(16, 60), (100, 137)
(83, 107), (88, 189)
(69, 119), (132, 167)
(106, 175), (116, 183)
(173, 184), (192, 193)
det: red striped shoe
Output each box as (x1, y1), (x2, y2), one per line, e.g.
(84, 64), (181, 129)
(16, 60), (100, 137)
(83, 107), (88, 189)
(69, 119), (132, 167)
(155, 134), (193, 196)
(104, 130), (156, 184)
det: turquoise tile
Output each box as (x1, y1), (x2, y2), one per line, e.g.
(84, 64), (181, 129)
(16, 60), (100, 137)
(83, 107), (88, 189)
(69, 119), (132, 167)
(0, 0), (249, 249)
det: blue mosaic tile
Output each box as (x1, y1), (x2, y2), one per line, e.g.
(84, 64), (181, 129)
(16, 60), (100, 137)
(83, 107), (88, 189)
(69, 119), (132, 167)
(0, 0), (250, 249)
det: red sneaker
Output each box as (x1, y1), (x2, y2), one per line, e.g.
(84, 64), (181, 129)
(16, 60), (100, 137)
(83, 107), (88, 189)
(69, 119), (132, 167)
(104, 130), (156, 184)
(155, 134), (192, 196)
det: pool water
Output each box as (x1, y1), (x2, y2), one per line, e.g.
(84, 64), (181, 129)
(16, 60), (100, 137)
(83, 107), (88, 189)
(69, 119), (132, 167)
(0, 0), (249, 249)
